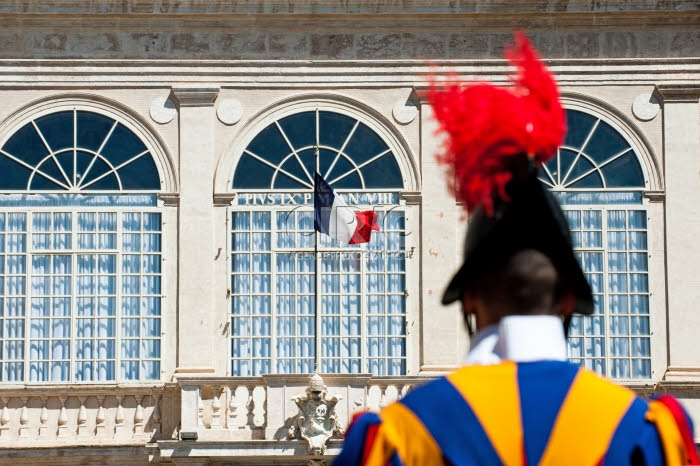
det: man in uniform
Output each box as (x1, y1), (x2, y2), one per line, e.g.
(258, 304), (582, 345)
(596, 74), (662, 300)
(333, 33), (698, 466)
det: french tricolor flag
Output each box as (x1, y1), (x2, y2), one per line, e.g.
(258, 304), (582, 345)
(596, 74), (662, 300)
(314, 172), (380, 245)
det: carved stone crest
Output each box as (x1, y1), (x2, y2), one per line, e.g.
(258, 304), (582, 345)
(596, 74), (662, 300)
(288, 372), (343, 455)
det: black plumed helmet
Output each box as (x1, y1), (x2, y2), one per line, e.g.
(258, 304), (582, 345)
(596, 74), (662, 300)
(440, 159), (594, 317)
(428, 33), (592, 318)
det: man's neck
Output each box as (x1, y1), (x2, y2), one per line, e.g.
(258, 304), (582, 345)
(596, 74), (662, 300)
(465, 315), (568, 365)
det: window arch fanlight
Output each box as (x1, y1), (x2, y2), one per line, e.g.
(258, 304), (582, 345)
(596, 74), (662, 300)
(0, 107), (164, 384)
(232, 109), (404, 191)
(229, 107), (408, 377)
(541, 107), (651, 381)
(539, 109), (646, 192)
(0, 110), (160, 192)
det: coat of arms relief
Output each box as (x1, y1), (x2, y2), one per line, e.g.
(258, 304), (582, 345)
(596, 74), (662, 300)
(288, 372), (343, 455)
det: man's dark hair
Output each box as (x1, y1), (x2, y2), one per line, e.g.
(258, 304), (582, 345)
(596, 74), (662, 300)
(470, 249), (565, 319)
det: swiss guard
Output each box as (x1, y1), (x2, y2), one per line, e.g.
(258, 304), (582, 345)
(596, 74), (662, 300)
(333, 33), (698, 466)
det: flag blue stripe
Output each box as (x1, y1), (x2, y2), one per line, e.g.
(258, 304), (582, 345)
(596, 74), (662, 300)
(314, 171), (334, 235)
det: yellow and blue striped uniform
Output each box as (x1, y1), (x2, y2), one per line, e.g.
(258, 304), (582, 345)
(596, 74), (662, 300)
(334, 361), (696, 466)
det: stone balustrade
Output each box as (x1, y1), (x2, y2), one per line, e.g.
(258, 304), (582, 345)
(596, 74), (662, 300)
(0, 373), (436, 460)
(365, 376), (432, 412)
(177, 377), (267, 441)
(175, 374), (433, 445)
(0, 385), (173, 446)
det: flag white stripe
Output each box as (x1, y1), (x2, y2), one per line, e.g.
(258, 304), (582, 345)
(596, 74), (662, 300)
(328, 195), (357, 244)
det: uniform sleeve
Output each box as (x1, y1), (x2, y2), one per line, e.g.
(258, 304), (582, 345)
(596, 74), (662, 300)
(333, 412), (403, 466)
(648, 394), (699, 465)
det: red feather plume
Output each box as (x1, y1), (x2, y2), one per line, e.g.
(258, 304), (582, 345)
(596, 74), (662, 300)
(427, 32), (566, 215)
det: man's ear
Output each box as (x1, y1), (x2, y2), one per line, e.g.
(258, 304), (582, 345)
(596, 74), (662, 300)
(559, 291), (576, 317)
(462, 290), (476, 316)
(462, 290), (476, 335)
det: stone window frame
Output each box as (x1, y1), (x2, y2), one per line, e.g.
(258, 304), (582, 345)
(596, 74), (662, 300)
(218, 95), (422, 377)
(557, 95), (665, 381)
(0, 95), (176, 385)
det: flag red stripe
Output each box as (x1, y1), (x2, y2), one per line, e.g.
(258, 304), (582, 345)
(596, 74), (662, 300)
(350, 210), (379, 244)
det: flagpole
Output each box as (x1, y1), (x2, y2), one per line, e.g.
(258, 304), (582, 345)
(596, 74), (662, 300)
(314, 106), (321, 374)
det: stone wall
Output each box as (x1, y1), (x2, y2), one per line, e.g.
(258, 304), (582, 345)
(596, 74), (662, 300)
(0, 2), (696, 60)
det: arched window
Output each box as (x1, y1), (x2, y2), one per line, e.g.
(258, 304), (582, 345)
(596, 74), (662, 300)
(230, 109), (407, 376)
(0, 109), (163, 383)
(540, 108), (650, 380)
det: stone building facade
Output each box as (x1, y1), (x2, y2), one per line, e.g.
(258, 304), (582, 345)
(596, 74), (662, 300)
(0, 1), (697, 464)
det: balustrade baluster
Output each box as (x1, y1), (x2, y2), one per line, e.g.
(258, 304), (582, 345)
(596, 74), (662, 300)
(114, 394), (128, 438)
(38, 396), (49, 439)
(236, 386), (251, 429)
(384, 385), (399, 406)
(252, 385), (265, 428)
(77, 396), (89, 437)
(134, 395), (144, 435)
(0, 397), (10, 440)
(95, 395), (106, 437)
(211, 386), (222, 429)
(198, 388), (205, 429)
(227, 386), (237, 429)
(367, 385), (381, 412)
(378, 385), (388, 409)
(57, 395), (69, 439)
(18, 396), (30, 439)
(152, 392), (162, 436)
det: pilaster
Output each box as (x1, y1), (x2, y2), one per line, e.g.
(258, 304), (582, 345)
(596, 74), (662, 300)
(414, 91), (468, 373)
(654, 84), (700, 375)
(172, 86), (221, 375)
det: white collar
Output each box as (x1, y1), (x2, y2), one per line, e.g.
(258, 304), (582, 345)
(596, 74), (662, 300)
(465, 315), (568, 365)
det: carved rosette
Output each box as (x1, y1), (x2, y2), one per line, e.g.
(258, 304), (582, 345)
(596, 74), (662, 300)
(288, 372), (342, 455)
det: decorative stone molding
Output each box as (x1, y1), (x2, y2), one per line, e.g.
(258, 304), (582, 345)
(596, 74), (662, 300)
(149, 96), (177, 124)
(158, 192), (180, 207)
(632, 93), (660, 121)
(392, 92), (419, 125)
(662, 366), (700, 384)
(171, 87), (220, 107)
(654, 84), (700, 103)
(643, 190), (665, 203)
(308, 460), (328, 466)
(213, 193), (236, 207)
(217, 99), (244, 125)
(288, 372), (342, 455)
(401, 191), (422, 205)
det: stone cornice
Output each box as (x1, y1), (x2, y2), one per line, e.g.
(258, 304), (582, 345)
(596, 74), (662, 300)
(0, 0), (697, 15)
(0, 60), (695, 88)
(158, 192), (180, 206)
(157, 439), (343, 461)
(171, 86), (220, 107)
(0, 383), (165, 396)
(213, 193), (236, 207)
(654, 84), (700, 103)
(643, 190), (665, 203)
(401, 191), (422, 205)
